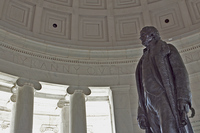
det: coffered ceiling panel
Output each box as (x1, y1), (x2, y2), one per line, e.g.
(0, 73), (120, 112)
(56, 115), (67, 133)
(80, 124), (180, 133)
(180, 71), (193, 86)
(115, 13), (143, 41)
(79, 0), (106, 9)
(186, 0), (200, 24)
(147, 0), (161, 4)
(44, 0), (72, 6)
(2, 0), (35, 30)
(113, 0), (141, 9)
(150, 3), (185, 36)
(79, 15), (108, 42)
(40, 8), (71, 39)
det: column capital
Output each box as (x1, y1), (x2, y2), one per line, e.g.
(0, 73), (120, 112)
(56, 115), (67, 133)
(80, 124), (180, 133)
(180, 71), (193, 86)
(57, 98), (69, 108)
(11, 84), (18, 94)
(16, 78), (42, 90)
(67, 86), (91, 95)
(10, 94), (17, 102)
(10, 84), (18, 102)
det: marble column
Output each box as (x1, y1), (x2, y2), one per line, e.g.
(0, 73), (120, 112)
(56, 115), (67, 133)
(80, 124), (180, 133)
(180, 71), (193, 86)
(14, 78), (41, 133)
(10, 93), (17, 133)
(110, 85), (134, 133)
(67, 86), (91, 133)
(9, 84), (18, 133)
(57, 97), (70, 133)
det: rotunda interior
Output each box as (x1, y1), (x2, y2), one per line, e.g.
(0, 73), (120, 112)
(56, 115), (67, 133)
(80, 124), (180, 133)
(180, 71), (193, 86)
(0, 0), (200, 133)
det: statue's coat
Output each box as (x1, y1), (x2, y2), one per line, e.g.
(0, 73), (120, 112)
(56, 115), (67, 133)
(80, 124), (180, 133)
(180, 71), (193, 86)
(135, 40), (193, 133)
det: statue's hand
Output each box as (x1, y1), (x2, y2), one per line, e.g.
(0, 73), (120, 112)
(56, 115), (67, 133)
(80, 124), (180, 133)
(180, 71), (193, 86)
(177, 99), (189, 113)
(138, 117), (148, 129)
(177, 100), (190, 126)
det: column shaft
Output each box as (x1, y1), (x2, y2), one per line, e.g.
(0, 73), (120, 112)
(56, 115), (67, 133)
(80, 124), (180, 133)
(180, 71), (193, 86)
(69, 91), (87, 133)
(111, 85), (134, 133)
(61, 105), (70, 133)
(10, 102), (16, 133)
(10, 93), (17, 133)
(14, 84), (34, 133)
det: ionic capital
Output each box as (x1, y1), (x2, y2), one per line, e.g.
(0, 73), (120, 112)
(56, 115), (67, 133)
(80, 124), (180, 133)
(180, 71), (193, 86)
(57, 97), (69, 108)
(10, 94), (17, 102)
(67, 86), (91, 95)
(16, 78), (42, 90)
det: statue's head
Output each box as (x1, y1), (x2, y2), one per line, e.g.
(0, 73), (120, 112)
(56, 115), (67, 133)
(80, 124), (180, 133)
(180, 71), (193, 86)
(140, 26), (160, 47)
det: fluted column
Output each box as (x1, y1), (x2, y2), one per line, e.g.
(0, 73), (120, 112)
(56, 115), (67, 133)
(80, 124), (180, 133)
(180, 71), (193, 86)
(110, 85), (134, 133)
(57, 97), (70, 133)
(67, 86), (91, 133)
(14, 78), (41, 133)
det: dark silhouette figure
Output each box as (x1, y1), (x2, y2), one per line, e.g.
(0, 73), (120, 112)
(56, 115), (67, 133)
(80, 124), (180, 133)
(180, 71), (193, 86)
(135, 26), (194, 133)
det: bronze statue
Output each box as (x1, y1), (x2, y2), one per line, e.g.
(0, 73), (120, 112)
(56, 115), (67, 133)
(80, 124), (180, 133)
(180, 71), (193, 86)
(135, 26), (194, 133)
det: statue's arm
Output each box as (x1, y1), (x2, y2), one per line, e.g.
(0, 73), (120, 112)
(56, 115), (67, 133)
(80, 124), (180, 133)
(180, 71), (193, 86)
(168, 44), (192, 107)
(135, 58), (148, 129)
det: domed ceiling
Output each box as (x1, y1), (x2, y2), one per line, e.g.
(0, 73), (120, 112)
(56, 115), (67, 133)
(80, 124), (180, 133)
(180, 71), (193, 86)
(0, 0), (200, 50)
(0, 0), (200, 86)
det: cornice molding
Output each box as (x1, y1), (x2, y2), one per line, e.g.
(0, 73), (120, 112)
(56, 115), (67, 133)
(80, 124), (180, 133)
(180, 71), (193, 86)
(179, 45), (200, 53)
(2, 38), (200, 65)
(2, 40), (200, 66)
(0, 41), (139, 65)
